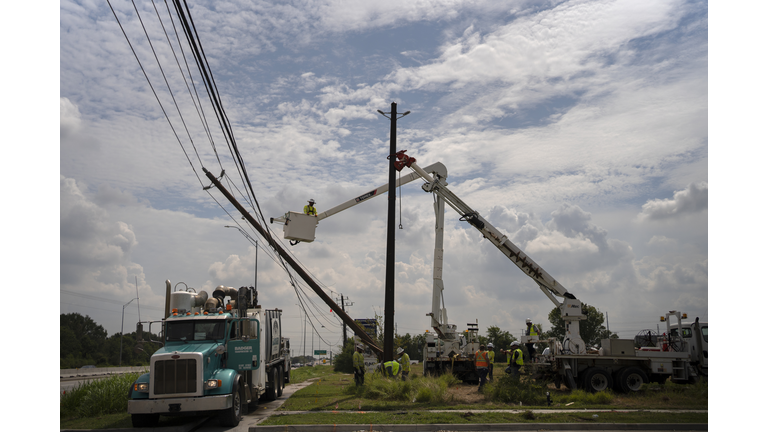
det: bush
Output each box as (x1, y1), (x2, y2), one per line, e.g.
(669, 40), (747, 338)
(482, 374), (547, 405)
(333, 339), (355, 374)
(61, 372), (143, 418)
(558, 389), (614, 405)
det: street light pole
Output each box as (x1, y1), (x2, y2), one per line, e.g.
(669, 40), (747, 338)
(119, 297), (138, 366)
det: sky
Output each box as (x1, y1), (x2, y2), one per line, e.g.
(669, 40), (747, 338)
(55, 0), (722, 363)
(56, 0), (713, 351)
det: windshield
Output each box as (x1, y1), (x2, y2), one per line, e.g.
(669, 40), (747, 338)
(166, 320), (227, 342)
(669, 327), (692, 338)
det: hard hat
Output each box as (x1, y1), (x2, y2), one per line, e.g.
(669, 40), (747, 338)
(511, 342), (519, 347)
(308, 199), (315, 204)
(487, 343), (494, 348)
(397, 347), (404, 354)
(356, 344), (363, 350)
(526, 318), (532, 324)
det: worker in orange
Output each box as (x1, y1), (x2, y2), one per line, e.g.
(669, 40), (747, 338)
(475, 344), (490, 391)
(304, 199), (317, 216)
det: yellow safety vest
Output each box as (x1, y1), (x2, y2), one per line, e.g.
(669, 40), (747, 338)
(353, 351), (364, 368)
(399, 353), (411, 372)
(475, 350), (489, 368)
(384, 360), (400, 375)
(304, 205), (317, 215)
(507, 348), (524, 365)
(527, 325), (538, 336)
(488, 350), (495, 363)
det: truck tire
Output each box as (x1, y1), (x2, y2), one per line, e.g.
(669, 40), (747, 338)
(131, 413), (159, 428)
(616, 367), (647, 393)
(263, 368), (278, 401)
(277, 368), (284, 397)
(218, 381), (241, 427)
(582, 367), (612, 393)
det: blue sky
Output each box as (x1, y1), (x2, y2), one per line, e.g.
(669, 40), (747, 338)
(55, 0), (717, 360)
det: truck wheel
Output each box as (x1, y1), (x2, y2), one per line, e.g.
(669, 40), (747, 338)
(277, 368), (284, 397)
(218, 381), (241, 427)
(564, 369), (577, 389)
(582, 367), (612, 393)
(263, 368), (278, 401)
(616, 367), (647, 393)
(131, 414), (159, 428)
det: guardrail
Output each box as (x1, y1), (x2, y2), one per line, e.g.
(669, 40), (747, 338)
(60, 366), (149, 379)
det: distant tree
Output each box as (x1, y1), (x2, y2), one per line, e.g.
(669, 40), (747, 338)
(485, 326), (516, 361)
(60, 313), (107, 366)
(542, 304), (617, 347)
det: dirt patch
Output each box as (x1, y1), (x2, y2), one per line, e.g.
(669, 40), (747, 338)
(445, 383), (487, 404)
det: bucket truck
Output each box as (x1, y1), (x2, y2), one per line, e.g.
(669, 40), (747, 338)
(272, 151), (708, 391)
(270, 162), (485, 382)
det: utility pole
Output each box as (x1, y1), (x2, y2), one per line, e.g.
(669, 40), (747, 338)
(338, 294), (354, 348)
(377, 102), (410, 362)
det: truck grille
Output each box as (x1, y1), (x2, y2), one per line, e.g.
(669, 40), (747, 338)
(153, 359), (197, 395)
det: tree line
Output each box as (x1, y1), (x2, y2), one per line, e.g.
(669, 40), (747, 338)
(60, 313), (161, 369)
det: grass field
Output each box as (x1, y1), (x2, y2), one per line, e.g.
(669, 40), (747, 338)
(59, 363), (707, 429)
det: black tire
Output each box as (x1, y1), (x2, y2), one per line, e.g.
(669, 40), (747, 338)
(564, 369), (577, 389)
(218, 380), (241, 427)
(263, 368), (278, 401)
(131, 413), (159, 428)
(616, 367), (647, 393)
(277, 368), (284, 397)
(582, 367), (613, 393)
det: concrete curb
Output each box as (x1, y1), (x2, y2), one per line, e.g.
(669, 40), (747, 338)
(250, 424), (707, 432)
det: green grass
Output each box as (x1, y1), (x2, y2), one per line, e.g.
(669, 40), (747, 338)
(261, 411), (707, 426)
(60, 372), (146, 419)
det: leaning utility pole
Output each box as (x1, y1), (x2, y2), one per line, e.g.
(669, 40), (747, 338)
(202, 168), (383, 355)
(377, 102), (410, 362)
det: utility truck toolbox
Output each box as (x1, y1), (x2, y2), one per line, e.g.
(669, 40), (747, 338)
(282, 212), (318, 242)
(601, 339), (636, 356)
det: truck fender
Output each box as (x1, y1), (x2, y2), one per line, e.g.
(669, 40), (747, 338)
(128, 372), (151, 399)
(208, 369), (241, 396)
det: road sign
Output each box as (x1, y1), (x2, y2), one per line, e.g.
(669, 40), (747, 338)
(314, 350), (327, 355)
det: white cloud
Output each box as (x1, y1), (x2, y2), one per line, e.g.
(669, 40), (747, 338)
(639, 182), (708, 220)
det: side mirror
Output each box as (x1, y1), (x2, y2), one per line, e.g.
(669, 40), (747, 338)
(136, 323), (144, 341)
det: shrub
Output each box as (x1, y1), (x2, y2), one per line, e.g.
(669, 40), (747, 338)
(482, 374), (547, 405)
(61, 372), (143, 418)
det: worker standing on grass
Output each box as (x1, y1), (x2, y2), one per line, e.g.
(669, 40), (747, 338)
(487, 343), (495, 381)
(397, 348), (411, 381)
(475, 344), (490, 391)
(503, 342), (524, 379)
(525, 318), (540, 363)
(304, 199), (317, 216)
(353, 345), (365, 386)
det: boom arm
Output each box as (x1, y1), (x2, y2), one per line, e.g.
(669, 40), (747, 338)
(401, 153), (587, 354)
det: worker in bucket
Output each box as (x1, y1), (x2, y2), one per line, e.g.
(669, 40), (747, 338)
(396, 347), (411, 381)
(353, 344), (365, 386)
(525, 318), (540, 363)
(304, 199), (318, 216)
(475, 344), (490, 391)
(486, 343), (495, 381)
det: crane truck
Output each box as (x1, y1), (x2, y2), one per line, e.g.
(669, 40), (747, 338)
(271, 150), (707, 391)
(127, 280), (290, 427)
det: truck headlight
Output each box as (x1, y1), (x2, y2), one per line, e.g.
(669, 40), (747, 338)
(134, 382), (149, 393)
(205, 379), (222, 389)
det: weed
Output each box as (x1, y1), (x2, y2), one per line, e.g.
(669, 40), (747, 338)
(522, 410), (536, 420)
(61, 372), (143, 418)
(482, 374), (547, 405)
